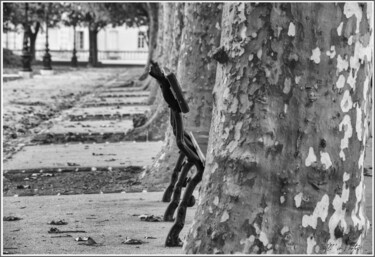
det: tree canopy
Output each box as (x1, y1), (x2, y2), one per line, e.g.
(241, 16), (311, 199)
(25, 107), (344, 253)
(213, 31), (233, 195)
(3, 2), (62, 32)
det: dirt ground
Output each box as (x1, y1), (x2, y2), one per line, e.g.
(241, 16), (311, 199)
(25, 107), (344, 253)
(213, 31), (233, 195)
(2, 191), (198, 255)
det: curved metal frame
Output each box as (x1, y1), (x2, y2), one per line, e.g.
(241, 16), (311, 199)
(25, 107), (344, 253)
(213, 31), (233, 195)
(149, 61), (205, 247)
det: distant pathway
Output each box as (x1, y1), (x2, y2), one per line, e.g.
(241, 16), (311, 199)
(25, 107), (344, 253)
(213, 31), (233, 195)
(3, 68), (163, 196)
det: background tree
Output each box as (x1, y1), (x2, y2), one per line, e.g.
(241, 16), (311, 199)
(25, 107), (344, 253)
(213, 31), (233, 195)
(72, 3), (150, 67)
(72, 3), (111, 67)
(141, 3), (222, 191)
(3, 2), (62, 61)
(183, 2), (372, 254)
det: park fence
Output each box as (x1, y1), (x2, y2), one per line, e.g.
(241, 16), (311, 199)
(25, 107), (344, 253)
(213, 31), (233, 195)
(11, 49), (148, 65)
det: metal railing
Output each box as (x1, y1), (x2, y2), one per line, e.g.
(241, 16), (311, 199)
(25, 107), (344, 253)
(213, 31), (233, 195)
(10, 49), (148, 62)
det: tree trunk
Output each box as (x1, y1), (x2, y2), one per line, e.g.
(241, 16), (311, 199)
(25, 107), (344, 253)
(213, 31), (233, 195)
(142, 3), (222, 189)
(88, 24), (99, 67)
(139, 3), (159, 81)
(184, 2), (372, 254)
(29, 22), (40, 62)
(131, 3), (173, 143)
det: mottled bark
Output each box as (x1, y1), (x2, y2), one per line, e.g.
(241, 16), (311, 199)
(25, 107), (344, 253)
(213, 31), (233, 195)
(142, 3), (222, 190)
(139, 3), (159, 81)
(184, 2), (372, 254)
(131, 3), (173, 144)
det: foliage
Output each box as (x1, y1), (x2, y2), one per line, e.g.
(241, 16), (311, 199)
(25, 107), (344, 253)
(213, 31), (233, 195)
(104, 3), (149, 27)
(60, 3), (85, 27)
(3, 2), (63, 32)
(63, 3), (149, 31)
(4, 2), (151, 32)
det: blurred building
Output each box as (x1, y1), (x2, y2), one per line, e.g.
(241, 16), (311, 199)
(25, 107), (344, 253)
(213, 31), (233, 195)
(3, 24), (148, 65)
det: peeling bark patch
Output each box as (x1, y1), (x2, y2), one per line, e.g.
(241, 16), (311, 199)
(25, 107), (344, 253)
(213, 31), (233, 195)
(306, 235), (316, 254)
(343, 2), (363, 34)
(220, 210), (230, 222)
(347, 41), (372, 90)
(302, 194), (329, 229)
(352, 171), (366, 231)
(283, 78), (292, 94)
(211, 162), (219, 174)
(305, 147), (317, 167)
(339, 115), (353, 161)
(280, 226), (289, 235)
(310, 47), (321, 64)
(336, 55), (349, 74)
(337, 22), (343, 36)
(234, 121), (243, 141)
(240, 235), (255, 253)
(240, 24), (247, 40)
(355, 104), (363, 141)
(358, 150), (364, 170)
(327, 171), (351, 254)
(288, 22), (296, 36)
(320, 151), (333, 170)
(239, 94), (251, 114)
(326, 46), (336, 59)
(259, 231), (269, 246)
(336, 75), (346, 89)
(294, 192), (303, 208)
(363, 76), (369, 102)
(348, 36), (354, 45)
(214, 196), (219, 206)
(284, 104), (288, 114)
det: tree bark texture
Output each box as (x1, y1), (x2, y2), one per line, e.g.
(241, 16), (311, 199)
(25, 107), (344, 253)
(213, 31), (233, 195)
(141, 3), (184, 187)
(140, 3), (159, 81)
(132, 3), (173, 143)
(142, 3), (222, 189)
(184, 2), (372, 254)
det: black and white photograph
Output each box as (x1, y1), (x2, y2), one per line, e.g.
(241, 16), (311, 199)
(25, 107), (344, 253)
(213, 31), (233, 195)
(1, 1), (374, 255)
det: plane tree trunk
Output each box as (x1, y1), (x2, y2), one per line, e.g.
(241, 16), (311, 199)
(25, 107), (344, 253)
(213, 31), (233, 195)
(132, 3), (179, 142)
(29, 22), (40, 62)
(184, 2), (372, 254)
(88, 23), (99, 67)
(139, 3), (159, 81)
(142, 3), (222, 188)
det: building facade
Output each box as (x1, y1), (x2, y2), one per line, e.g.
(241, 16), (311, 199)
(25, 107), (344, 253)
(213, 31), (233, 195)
(3, 24), (148, 65)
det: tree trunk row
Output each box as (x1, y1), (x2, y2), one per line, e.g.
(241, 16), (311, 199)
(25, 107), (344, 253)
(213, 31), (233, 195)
(141, 3), (222, 187)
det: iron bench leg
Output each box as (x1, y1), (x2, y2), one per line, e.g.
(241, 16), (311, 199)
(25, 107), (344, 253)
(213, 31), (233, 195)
(162, 152), (186, 203)
(165, 110), (204, 247)
(163, 161), (194, 221)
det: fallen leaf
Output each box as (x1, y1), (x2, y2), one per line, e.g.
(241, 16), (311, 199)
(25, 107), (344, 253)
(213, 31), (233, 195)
(3, 216), (22, 221)
(67, 162), (80, 166)
(139, 214), (162, 222)
(51, 235), (72, 238)
(48, 220), (68, 225)
(122, 237), (145, 245)
(75, 236), (89, 241)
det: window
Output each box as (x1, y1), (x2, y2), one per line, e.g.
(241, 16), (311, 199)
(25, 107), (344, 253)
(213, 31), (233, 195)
(108, 31), (118, 50)
(76, 31), (84, 50)
(137, 32), (146, 49)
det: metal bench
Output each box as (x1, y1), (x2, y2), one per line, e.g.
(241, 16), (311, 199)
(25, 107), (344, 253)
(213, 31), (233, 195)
(149, 61), (206, 247)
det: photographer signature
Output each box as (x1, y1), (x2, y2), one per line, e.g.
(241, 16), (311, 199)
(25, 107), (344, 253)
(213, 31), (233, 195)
(326, 242), (362, 252)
